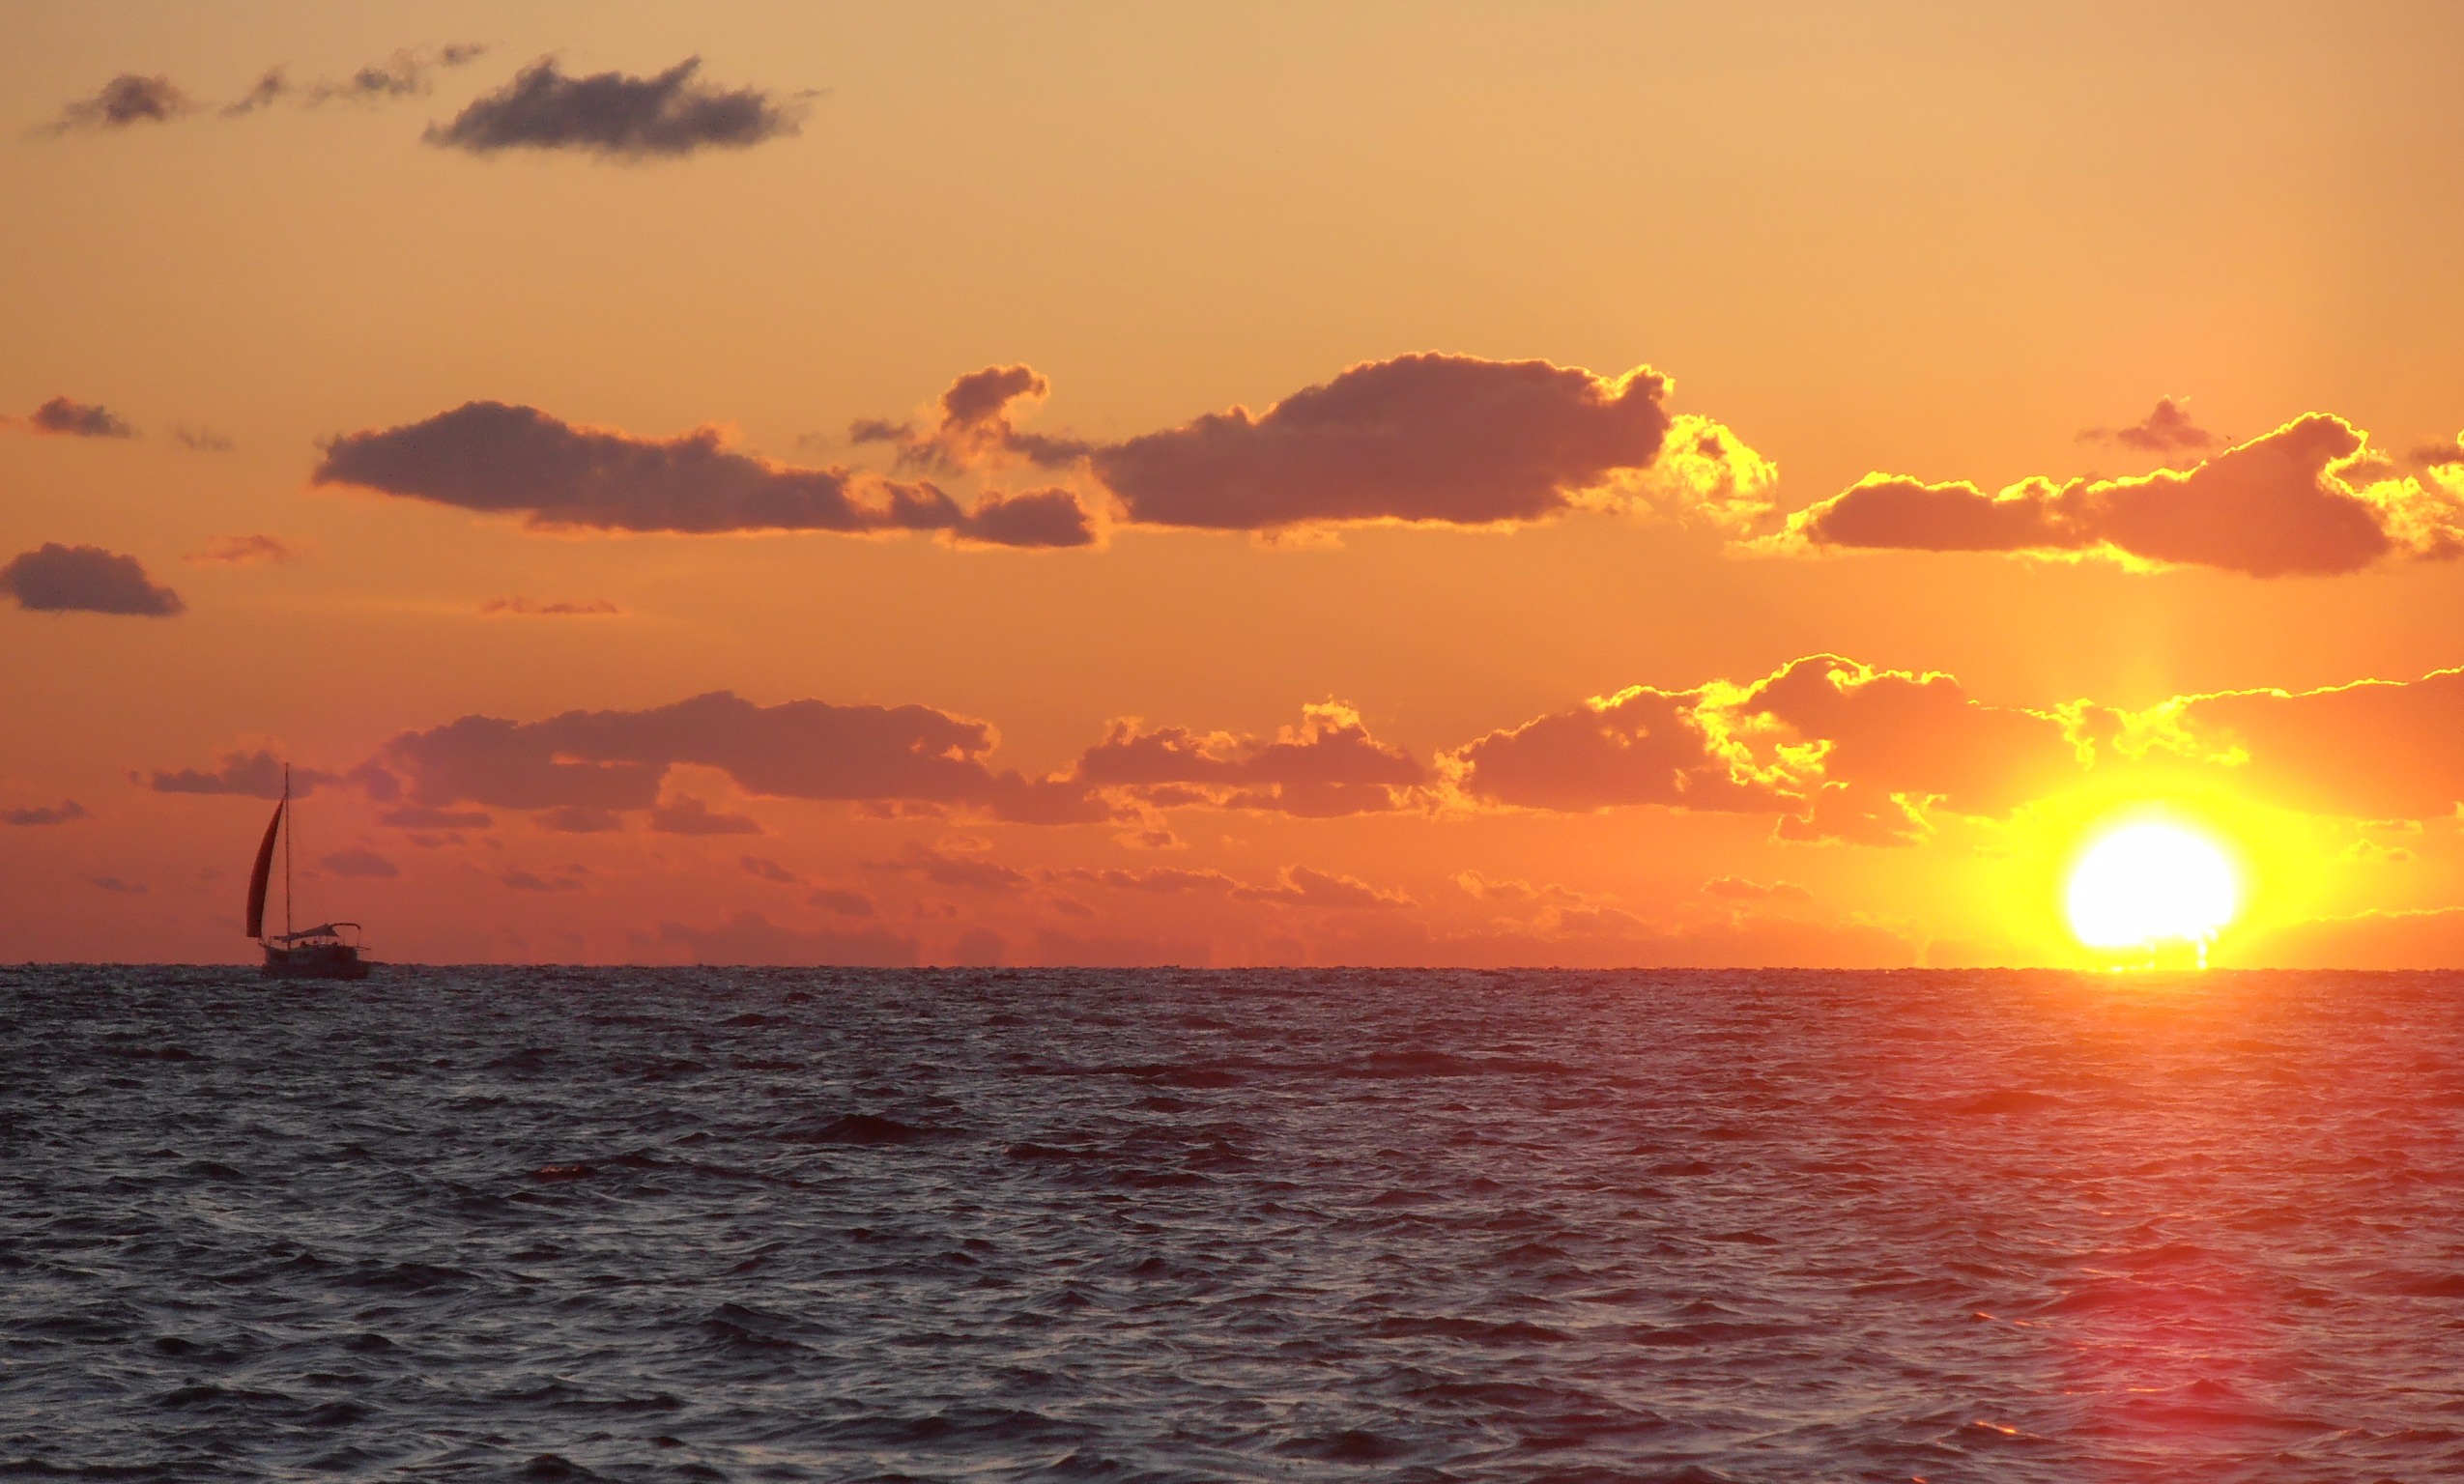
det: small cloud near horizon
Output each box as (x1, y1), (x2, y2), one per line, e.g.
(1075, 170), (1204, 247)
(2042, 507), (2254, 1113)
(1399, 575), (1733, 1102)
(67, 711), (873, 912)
(23, 396), (134, 439)
(186, 534), (293, 566)
(2080, 396), (2221, 455)
(5, 801), (91, 826)
(224, 44), (487, 116)
(41, 75), (195, 133)
(425, 56), (809, 158)
(3, 545), (183, 616)
(482, 596), (622, 616)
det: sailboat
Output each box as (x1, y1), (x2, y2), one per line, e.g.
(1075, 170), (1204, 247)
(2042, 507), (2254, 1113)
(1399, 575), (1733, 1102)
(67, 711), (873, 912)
(246, 764), (372, 981)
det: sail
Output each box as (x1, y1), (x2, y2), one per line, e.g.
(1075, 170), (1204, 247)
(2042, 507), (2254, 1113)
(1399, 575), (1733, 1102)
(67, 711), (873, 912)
(245, 799), (283, 939)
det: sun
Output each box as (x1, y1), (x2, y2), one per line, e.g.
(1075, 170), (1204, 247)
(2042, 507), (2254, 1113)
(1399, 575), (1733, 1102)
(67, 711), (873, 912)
(2065, 819), (2239, 961)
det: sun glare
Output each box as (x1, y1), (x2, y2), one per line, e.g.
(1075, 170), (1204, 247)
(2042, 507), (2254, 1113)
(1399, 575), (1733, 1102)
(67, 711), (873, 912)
(2065, 819), (2239, 962)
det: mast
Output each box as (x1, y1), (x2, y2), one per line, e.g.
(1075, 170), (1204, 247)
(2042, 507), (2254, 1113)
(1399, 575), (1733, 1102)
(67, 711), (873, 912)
(283, 763), (293, 942)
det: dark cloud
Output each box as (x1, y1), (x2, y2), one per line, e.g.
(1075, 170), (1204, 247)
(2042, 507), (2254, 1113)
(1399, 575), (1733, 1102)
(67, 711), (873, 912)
(146, 749), (328, 799)
(740, 855), (800, 884)
(1071, 702), (1425, 816)
(1228, 867), (1414, 911)
(426, 57), (806, 158)
(1047, 865), (1243, 895)
(313, 400), (1093, 547)
(954, 489), (1097, 549)
(320, 847), (398, 879)
(503, 865), (591, 893)
(2412, 439), (2464, 469)
(1774, 414), (2464, 576)
(808, 887), (875, 918)
(226, 43), (489, 116)
(26, 396), (134, 439)
(43, 75), (194, 132)
(1447, 681), (1775, 815)
(865, 842), (1033, 893)
(854, 365), (1090, 473)
(186, 534), (292, 565)
(1089, 354), (1687, 530)
(222, 70), (286, 117)
(535, 806), (623, 833)
(378, 807), (492, 830)
(378, 691), (1104, 824)
(2082, 396), (2220, 454)
(4, 801), (90, 826)
(648, 796), (761, 835)
(90, 875), (146, 895)
(3, 544), (183, 616)
(172, 424), (234, 451)
(1046, 862), (1410, 910)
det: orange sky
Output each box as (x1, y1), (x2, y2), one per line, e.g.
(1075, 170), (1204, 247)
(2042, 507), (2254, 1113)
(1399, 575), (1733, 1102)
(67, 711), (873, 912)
(6, 1), (2463, 967)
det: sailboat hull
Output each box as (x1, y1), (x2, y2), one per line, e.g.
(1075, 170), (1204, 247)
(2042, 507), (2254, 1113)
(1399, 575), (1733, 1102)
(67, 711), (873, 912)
(261, 942), (371, 981)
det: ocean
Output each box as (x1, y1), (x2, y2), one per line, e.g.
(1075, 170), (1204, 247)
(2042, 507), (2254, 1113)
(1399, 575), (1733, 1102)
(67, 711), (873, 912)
(4, 965), (2460, 1481)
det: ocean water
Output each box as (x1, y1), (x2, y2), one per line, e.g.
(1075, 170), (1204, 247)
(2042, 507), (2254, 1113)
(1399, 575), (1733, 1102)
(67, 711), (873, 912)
(4, 966), (2461, 1482)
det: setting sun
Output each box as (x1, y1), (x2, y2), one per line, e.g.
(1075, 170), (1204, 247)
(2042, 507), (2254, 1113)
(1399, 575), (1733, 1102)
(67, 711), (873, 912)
(2066, 820), (2241, 958)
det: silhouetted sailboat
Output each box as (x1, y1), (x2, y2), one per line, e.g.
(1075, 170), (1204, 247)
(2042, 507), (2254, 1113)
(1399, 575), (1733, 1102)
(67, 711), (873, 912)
(246, 764), (371, 981)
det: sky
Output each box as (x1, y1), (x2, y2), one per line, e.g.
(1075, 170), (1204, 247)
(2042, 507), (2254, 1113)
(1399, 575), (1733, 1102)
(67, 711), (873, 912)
(5, 0), (2463, 968)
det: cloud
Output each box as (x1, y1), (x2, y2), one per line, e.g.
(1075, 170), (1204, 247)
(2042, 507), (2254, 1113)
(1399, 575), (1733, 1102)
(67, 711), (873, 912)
(2114, 664), (2464, 820)
(1048, 865), (1243, 895)
(1703, 875), (1812, 902)
(2221, 906), (2464, 971)
(657, 910), (919, 967)
(481, 596), (622, 616)
(808, 887), (874, 917)
(1453, 870), (1589, 906)
(89, 875), (147, 895)
(377, 690), (1103, 824)
(853, 365), (1090, 473)
(1046, 861), (1410, 910)
(171, 424), (234, 451)
(378, 807), (492, 830)
(740, 855), (800, 884)
(1446, 681), (1778, 815)
(1771, 414), (2464, 576)
(227, 44), (490, 115)
(312, 400), (1094, 547)
(952, 488), (1097, 549)
(320, 847), (398, 879)
(535, 806), (623, 833)
(426, 57), (806, 158)
(146, 749), (341, 799)
(648, 796), (761, 835)
(1071, 702), (1425, 816)
(25, 396), (134, 439)
(4, 801), (90, 826)
(2081, 397), (2220, 454)
(3, 545), (183, 616)
(186, 534), (292, 565)
(866, 841), (1033, 893)
(1228, 866), (1414, 911)
(503, 865), (591, 893)
(1448, 654), (2077, 841)
(2411, 438), (2463, 470)
(43, 75), (194, 133)
(1088, 354), (1760, 532)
